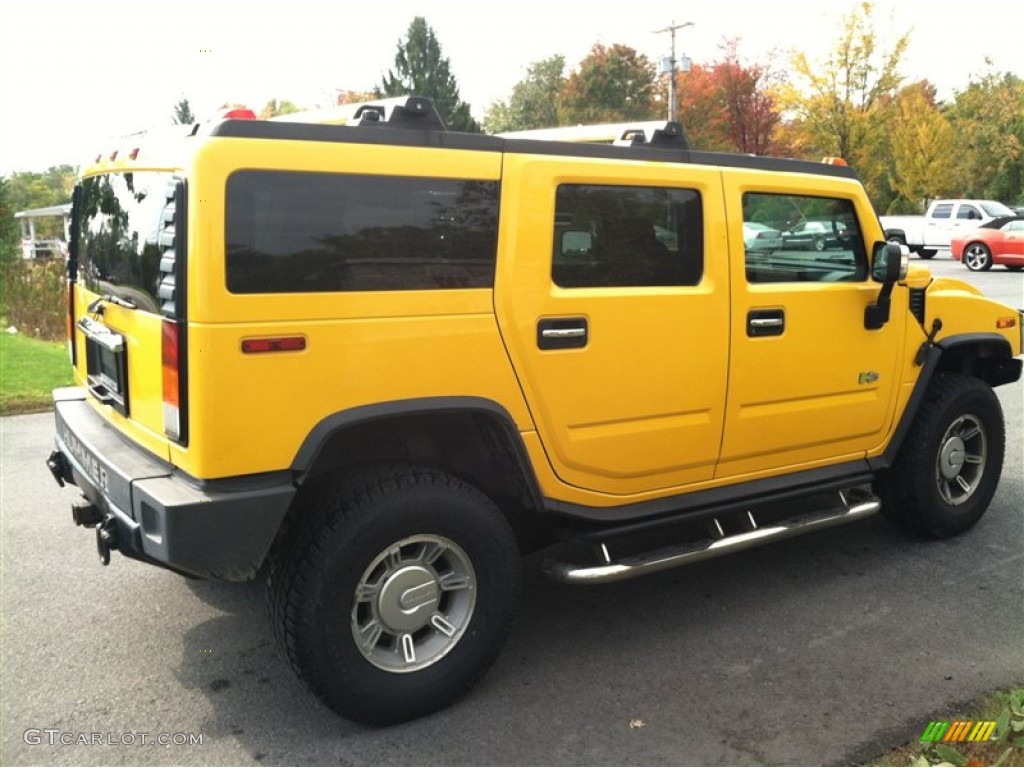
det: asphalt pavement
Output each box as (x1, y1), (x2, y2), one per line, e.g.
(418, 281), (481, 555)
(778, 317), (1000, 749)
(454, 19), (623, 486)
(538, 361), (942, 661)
(1, 257), (1021, 766)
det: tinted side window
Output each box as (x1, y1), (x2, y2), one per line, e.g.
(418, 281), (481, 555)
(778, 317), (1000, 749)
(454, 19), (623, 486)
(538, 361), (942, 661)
(957, 205), (981, 220)
(932, 204), (954, 219)
(552, 185), (703, 288)
(742, 193), (867, 283)
(225, 171), (499, 293)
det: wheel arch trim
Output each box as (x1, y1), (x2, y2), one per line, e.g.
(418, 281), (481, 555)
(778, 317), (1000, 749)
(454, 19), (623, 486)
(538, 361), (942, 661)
(290, 396), (545, 509)
(870, 333), (1020, 471)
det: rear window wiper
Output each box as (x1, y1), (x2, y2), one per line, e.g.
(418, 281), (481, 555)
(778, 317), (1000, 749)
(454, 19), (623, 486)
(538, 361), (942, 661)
(87, 294), (137, 314)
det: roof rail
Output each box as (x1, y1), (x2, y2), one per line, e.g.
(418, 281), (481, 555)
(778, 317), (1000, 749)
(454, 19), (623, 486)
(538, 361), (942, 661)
(498, 120), (689, 150)
(352, 97), (447, 131)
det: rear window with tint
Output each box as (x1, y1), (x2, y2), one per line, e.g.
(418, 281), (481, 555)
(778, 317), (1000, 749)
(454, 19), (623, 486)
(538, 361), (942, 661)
(225, 171), (500, 293)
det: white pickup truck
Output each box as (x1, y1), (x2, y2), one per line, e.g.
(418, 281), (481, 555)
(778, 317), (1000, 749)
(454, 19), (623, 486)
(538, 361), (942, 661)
(881, 199), (1017, 258)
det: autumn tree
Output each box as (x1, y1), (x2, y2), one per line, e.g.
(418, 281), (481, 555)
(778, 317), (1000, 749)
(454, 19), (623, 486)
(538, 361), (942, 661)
(782, 2), (908, 207)
(378, 17), (479, 132)
(260, 99), (301, 118)
(483, 55), (566, 133)
(560, 44), (657, 124)
(677, 41), (784, 155)
(676, 63), (732, 151)
(947, 67), (1024, 203)
(887, 81), (956, 211)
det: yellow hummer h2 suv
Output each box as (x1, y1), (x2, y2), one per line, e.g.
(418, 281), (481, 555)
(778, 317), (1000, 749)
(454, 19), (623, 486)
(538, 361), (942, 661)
(47, 97), (1022, 725)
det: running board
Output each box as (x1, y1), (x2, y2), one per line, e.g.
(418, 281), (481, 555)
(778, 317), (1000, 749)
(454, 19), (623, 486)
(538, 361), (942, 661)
(543, 490), (880, 585)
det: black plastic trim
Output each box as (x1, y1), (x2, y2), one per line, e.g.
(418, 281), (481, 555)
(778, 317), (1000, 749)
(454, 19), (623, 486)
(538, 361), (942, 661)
(868, 332), (1018, 471)
(546, 460), (872, 524)
(172, 178), (189, 447)
(290, 396), (544, 508)
(208, 119), (858, 180)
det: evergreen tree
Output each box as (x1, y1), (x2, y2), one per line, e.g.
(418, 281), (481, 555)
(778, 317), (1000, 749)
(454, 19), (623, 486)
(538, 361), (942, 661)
(379, 17), (479, 132)
(173, 97), (195, 125)
(483, 55), (566, 133)
(0, 176), (20, 266)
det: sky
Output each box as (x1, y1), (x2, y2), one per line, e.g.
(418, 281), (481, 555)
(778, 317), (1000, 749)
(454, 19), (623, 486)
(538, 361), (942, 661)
(1, 0), (1022, 176)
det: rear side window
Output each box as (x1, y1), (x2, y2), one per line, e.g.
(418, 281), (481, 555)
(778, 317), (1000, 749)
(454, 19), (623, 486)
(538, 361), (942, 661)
(931, 204), (954, 219)
(551, 184), (703, 288)
(225, 171), (499, 293)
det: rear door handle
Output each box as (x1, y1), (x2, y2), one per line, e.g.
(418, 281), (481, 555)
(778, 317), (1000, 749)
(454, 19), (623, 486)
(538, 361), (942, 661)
(538, 318), (588, 349)
(747, 309), (785, 337)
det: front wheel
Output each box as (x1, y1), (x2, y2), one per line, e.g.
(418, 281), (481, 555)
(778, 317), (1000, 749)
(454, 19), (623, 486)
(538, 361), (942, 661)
(875, 373), (1005, 538)
(268, 465), (521, 725)
(963, 242), (993, 271)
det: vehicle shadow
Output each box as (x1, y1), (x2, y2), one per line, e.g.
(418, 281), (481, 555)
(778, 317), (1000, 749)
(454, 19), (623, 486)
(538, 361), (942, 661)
(170, 514), (961, 765)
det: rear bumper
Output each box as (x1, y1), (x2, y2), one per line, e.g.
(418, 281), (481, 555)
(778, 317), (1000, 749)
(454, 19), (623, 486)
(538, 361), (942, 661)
(49, 387), (296, 580)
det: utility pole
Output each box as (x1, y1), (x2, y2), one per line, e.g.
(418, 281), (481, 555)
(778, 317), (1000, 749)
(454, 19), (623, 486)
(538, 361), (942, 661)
(654, 20), (694, 122)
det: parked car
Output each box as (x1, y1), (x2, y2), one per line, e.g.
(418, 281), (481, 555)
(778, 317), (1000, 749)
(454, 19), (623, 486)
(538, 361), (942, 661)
(950, 216), (1024, 271)
(782, 219), (847, 251)
(743, 222), (783, 252)
(881, 199), (1016, 258)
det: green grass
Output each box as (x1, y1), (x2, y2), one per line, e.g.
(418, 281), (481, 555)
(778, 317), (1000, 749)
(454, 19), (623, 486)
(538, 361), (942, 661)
(0, 331), (73, 414)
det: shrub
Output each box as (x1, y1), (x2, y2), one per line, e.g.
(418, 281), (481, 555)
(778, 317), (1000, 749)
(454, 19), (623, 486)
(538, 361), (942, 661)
(0, 259), (67, 341)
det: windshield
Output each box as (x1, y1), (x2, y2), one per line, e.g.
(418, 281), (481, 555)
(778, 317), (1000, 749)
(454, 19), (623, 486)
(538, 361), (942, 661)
(980, 201), (1015, 217)
(75, 172), (176, 314)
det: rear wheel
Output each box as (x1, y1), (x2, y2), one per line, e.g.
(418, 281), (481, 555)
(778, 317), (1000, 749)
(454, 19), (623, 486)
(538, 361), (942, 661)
(875, 373), (1004, 538)
(917, 249), (937, 259)
(963, 242), (993, 271)
(268, 465), (521, 725)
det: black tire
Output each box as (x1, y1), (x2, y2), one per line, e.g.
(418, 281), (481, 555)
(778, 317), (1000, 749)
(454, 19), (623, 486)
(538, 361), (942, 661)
(875, 373), (1005, 538)
(917, 249), (937, 259)
(813, 234), (826, 251)
(888, 234), (907, 247)
(963, 242), (993, 272)
(268, 465), (521, 725)
(1006, 265), (1023, 272)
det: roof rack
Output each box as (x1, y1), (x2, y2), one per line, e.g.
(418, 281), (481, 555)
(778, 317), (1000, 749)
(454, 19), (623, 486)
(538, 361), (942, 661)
(497, 120), (689, 150)
(351, 97), (447, 131)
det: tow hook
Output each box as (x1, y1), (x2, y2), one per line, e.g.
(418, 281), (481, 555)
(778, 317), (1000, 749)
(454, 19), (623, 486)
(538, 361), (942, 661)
(46, 450), (68, 488)
(96, 516), (119, 566)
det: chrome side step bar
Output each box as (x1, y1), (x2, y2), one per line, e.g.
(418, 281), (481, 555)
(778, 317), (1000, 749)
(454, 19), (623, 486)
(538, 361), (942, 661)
(543, 490), (880, 585)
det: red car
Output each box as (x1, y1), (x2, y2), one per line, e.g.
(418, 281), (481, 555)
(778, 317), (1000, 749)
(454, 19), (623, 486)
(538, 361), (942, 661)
(951, 216), (1024, 271)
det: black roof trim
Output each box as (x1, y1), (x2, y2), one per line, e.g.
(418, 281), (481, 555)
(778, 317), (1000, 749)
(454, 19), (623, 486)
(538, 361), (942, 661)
(207, 120), (859, 180)
(209, 119), (503, 152)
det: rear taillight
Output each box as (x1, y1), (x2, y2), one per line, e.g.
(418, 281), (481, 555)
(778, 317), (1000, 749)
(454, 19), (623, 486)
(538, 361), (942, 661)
(162, 320), (181, 439)
(67, 283), (75, 364)
(158, 180), (188, 443)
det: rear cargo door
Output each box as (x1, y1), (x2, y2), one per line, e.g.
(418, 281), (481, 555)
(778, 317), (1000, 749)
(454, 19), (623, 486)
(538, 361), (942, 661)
(71, 171), (183, 460)
(495, 153), (729, 496)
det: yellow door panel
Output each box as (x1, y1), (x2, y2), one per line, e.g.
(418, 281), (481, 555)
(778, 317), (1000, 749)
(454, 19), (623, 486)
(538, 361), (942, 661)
(718, 174), (905, 479)
(495, 154), (729, 496)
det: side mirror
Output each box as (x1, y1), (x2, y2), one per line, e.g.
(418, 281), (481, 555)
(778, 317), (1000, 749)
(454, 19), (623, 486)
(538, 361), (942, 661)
(866, 242), (909, 329)
(871, 241), (908, 284)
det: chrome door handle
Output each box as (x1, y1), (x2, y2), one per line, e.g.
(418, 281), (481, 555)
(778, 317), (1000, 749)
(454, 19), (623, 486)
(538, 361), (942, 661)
(537, 318), (588, 349)
(541, 327), (586, 339)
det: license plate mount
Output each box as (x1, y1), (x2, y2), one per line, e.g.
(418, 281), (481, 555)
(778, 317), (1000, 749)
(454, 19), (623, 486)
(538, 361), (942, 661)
(78, 317), (130, 416)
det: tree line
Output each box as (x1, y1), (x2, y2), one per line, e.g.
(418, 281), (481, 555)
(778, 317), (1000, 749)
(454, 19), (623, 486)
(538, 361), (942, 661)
(3, 3), (1022, 264)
